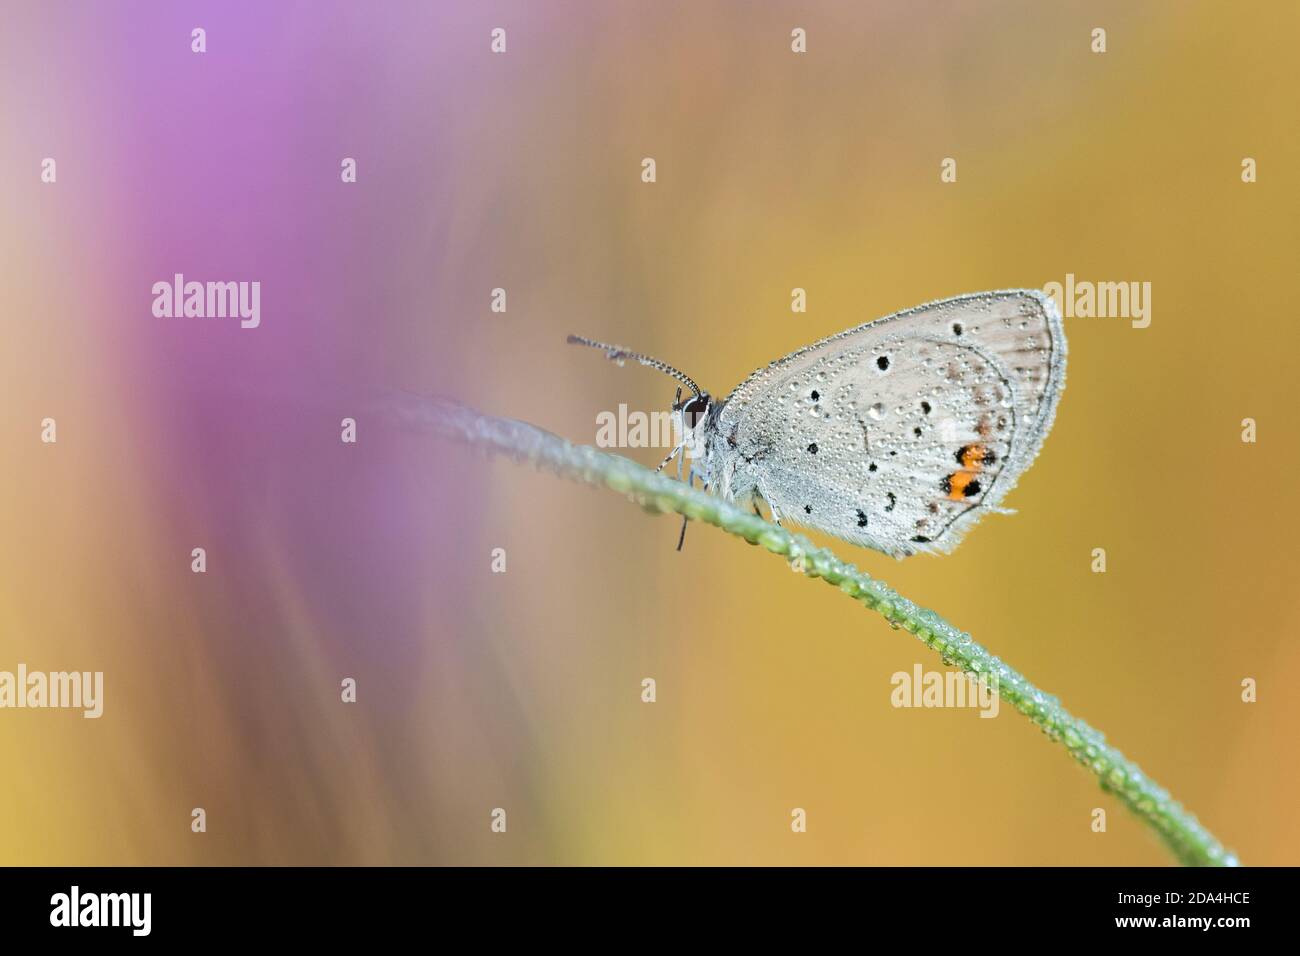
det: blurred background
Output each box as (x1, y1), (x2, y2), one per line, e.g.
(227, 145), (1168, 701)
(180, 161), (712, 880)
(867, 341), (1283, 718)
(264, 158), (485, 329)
(1, 0), (1296, 865)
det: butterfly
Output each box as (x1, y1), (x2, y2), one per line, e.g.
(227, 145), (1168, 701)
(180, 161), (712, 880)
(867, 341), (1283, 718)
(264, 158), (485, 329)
(569, 289), (1066, 558)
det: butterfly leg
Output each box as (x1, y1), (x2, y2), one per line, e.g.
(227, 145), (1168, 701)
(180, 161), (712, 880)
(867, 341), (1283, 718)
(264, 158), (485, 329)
(660, 444), (681, 476)
(754, 481), (783, 527)
(656, 443), (683, 473)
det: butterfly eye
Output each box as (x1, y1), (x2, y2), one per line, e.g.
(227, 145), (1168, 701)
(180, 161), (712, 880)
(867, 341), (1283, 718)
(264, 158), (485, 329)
(681, 396), (709, 427)
(876, 355), (890, 371)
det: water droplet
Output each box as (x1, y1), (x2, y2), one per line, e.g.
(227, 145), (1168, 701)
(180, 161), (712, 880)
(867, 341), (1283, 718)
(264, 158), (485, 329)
(868, 403), (885, 420)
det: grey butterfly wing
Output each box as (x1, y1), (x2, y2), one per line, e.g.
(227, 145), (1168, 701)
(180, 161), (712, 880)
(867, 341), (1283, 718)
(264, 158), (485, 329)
(715, 289), (1066, 557)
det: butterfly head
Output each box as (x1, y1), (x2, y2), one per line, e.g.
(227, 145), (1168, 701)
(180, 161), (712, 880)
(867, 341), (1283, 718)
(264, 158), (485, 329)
(671, 389), (715, 455)
(673, 390), (711, 429)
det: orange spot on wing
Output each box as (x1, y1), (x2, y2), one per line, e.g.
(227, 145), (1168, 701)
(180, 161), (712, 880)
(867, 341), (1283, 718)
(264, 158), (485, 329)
(947, 472), (976, 500)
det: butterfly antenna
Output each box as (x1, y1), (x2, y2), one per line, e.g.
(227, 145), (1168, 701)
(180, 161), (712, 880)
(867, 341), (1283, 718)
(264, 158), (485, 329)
(566, 335), (701, 397)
